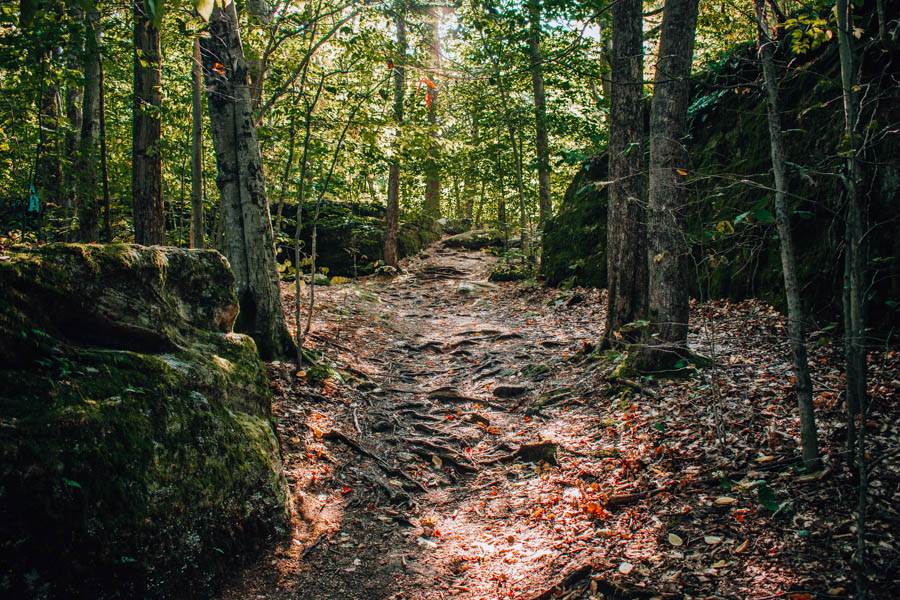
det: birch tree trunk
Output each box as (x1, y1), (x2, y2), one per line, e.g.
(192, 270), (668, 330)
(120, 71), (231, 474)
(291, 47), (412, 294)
(637, 0), (699, 369)
(201, 0), (294, 360)
(755, 0), (819, 468)
(602, 0), (646, 348)
(528, 0), (551, 230)
(132, 0), (164, 245)
(190, 36), (205, 249)
(384, 10), (406, 268)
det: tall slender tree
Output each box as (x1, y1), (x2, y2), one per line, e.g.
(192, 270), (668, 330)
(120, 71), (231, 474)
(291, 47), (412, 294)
(602, 0), (646, 348)
(637, 0), (700, 369)
(754, 0), (818, 467)
(423, 7), (442, 219)
(76, 2), (101, 243)
(384, 5), (406, 268)
(190, 36), (204, 249)
(527, 0), (551, 230)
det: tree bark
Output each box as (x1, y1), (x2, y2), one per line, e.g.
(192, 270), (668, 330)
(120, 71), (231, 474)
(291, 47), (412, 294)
(423, 9), (441, 219)
(99, 51), (112, 242)
(201, 1), (294, 360)
(132, 0), (164, 245)
(463, 109), (478, 222)
(637, 0), (699, 370)
(63, 5), (84, 239)
(35, 46), (62, 232)
(755, 0), (818, 468)
(384, 10), (406, 268)
(603, 0), (647, 348)
(76, 3), (101, 243)
(190, 36), (205, 249)
(528, 0), (551, 231)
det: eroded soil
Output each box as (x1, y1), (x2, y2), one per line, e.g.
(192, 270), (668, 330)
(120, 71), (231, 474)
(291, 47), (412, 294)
(219, 242), (900, 600)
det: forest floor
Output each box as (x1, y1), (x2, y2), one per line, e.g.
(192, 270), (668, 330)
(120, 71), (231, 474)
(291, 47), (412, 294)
(219, 241), (900, 600)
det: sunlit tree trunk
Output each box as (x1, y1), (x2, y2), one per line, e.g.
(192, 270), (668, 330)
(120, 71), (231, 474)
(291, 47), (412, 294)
(132, 0), (164, 245)
(637, 0), (699, 369)
(190, 36), (205, 249)
(755, 0), (818, 467)
(602, 0), (646, 348)
(384, 9), (406, 267)
(423, 9), (441, 218)
(528, 0), (551, 231)
(76, 3), (101, 243)
(201, 1), (294, 360)
(463, 108), (478, 223)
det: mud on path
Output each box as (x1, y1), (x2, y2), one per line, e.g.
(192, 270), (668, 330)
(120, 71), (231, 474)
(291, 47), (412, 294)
(219, 242), (900, 600)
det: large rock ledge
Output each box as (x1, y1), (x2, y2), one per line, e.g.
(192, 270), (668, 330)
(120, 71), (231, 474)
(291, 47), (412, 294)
(0, 244), (289, 598)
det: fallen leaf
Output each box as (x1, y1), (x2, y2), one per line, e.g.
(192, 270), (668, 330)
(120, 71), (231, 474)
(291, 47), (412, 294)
(668, 533), (683, 546)
(618, 562), (633, 575)
(711, 559), (728, 568)
(734, 540), (748, 554)
(432, 455), (443, 468)
(704, 535), (722, 545)
(715, 496), (737, 505)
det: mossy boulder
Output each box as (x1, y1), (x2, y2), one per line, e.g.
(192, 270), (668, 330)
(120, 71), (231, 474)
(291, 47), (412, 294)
(441, 229), (505, 250)
(0, 244), (289, 599)
(543, 21), (900, 329)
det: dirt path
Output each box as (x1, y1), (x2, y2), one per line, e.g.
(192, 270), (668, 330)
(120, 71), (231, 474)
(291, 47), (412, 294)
(219, 242), (900, 600)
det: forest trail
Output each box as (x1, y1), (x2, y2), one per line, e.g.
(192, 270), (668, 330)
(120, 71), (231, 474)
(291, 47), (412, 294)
(219, 241), (900, 600)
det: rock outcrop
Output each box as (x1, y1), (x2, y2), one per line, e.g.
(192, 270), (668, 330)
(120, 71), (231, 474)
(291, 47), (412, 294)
(0, 244), (289, 599)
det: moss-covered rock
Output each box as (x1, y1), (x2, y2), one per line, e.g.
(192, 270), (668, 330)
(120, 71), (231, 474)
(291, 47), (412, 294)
(276, 200), (442, 276)
(543, 24), (900, 328)
(0, 244), (289, 599)
(441, 229), (505, 250)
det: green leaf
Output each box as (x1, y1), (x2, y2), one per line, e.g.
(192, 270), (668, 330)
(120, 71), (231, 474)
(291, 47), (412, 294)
(757, 483), (778, 511)
(733, 211), (750, 225)
(753, 208), (775, 223)
(193, 0), (215, 21)
(62, 477), (82, 489)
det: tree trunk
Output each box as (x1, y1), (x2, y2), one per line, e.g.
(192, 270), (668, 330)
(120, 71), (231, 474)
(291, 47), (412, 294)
(190, 36), (205, 249)
(132, 0), (164, 245)
(35, 46), (62, 233)
(99, 52), (112, 242)
(76, 3), (101, 243)
(463, 109), (478, 222)
(63, 5), (84, 239)
(755, 0), (818, 468)
(602, 0), (647, 348)
(528, 0), (551, 231)
(423, 10), (441, 219)
(384, 10), (406, 268)
(637, 0), (699, 370)
(201, 1), (294, 360)
(247, 0), (273, 112)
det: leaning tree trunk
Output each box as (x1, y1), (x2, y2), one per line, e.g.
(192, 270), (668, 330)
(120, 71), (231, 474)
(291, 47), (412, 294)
(637, 0), (699, 370)
(755, 0), (819, 468)
(132, 0), (164, 245)
(528, 0), (551, 231)
(384, 10), (406, 268)
(190, 36), (205, 249)
(76, 3), (101, 243)
(602, 0), (646, 348)
(200, 1), (294, 360)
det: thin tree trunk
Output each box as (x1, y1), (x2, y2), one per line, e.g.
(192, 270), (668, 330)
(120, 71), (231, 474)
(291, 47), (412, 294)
(463, 109), (478, 222)
(76, 3), (101, 243)
(99, 51), (111, 242)
(423, 10), (441, 219)
(384, 10), (406, 267)
(602, 0), (646, 348)
(63, 4), (84, 239)
(35, 46), (62, 234)
(755, 0), (818, 468)
(190, 36), (205, 249)
(528, 0), (551, 231)
(132, 0), (164, 245)
(201, 0), (294, 360)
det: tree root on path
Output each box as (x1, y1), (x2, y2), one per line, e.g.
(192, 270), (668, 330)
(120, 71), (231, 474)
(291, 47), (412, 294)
(322, 428), (427, 492)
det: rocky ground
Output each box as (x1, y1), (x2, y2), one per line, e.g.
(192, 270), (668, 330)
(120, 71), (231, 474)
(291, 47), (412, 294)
(218, 241), (900, 600)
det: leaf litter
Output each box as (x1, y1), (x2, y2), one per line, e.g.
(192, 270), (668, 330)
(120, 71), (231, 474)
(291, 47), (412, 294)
(218, 242), (900, 600)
